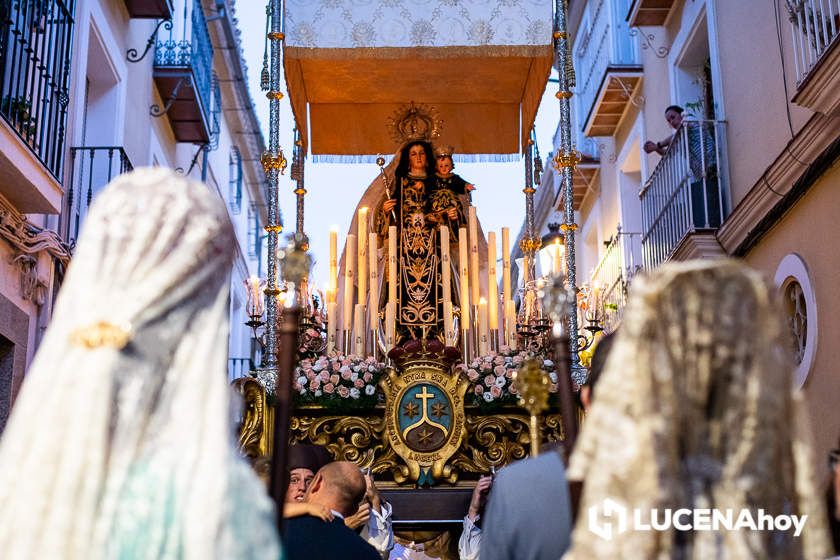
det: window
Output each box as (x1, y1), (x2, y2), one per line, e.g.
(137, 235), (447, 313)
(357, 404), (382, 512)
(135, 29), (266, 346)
(774, 254), (817, 388)
(229, 147), (242, 213)
(247, 202), (259, 258)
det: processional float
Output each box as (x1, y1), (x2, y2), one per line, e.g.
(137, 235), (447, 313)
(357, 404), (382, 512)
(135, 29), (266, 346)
(236, 0), (584, 538)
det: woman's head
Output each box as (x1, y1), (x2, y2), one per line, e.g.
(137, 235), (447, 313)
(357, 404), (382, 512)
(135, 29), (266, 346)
(396, 141), (435, 178)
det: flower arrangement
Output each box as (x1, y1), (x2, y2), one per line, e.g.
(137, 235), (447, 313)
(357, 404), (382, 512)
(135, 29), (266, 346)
(458, 346), (563, 408)
(293, 354), (386, 409)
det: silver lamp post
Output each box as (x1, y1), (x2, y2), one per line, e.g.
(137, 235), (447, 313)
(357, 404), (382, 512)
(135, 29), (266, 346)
(553, 0), (587, 385)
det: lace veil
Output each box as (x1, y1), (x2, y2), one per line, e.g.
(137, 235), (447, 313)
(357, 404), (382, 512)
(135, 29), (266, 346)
(564, 259), (831, 559)
(0, 169), (280, 559)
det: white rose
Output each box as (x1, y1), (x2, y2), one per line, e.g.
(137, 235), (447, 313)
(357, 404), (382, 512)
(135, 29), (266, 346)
(543, 359), (554, 368)
(483, 392), (493, 402)
(314, 390), (322, 397)
(365, 384), (376, 396)
(350, 387), (361, 399)
(350, 370), (359, 381)
(549, 371), (558, 383)
(312, 363), (324, 372)
(297, 376), (307, 386)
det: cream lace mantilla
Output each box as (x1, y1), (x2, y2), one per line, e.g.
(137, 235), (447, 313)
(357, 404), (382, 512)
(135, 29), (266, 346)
(565, 260), (831, 560)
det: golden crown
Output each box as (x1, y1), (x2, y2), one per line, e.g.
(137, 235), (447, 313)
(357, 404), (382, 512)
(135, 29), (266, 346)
(387, 102), (443, 146)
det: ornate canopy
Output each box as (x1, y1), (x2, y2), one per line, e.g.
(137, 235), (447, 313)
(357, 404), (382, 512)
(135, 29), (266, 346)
(283, 0), (554, 159)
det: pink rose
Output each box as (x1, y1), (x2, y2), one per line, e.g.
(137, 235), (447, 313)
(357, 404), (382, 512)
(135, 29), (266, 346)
(494, 356), (505, 366)
(308, 380), (320, 391)
(504, 369), (513, 379)
(323, 383), (335, 394)
(331, 362), (341, 372)
(305, 370), (316, 381)
(467, 369), (479, 381)
(341, 369), (352, 380)
(512, 355), (523, 365)
(318, 371), (330, 382)
(363, 372), (373, 382)
(341, 359), (351, 367)
(293, 381), (302, 391)
(490, 386), (502, 398)
(493, 365), (506, 376)
(509, 383), (518, 394)
(474, 386), (483, 395)
(354, 378), (365, 389)
(549, 383), (558, 393)
(338, 386), (350, 398)
(330, 374), (340, 385)
(484, 375), (496, 387)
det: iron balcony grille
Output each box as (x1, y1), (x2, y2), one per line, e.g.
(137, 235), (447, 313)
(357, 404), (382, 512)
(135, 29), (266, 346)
(0, 0), (75, 180)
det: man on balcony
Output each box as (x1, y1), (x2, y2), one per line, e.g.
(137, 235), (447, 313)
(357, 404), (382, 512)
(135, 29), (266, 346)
(643, 105), (722, 229)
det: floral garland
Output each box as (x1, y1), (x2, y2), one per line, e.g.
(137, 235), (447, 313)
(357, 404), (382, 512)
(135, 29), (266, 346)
(293, 354), (386, 409)
(458, 346), (562, 407)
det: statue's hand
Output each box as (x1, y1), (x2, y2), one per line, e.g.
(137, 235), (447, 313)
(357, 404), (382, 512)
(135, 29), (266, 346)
(446, 207), (458, 220)
(383, 199), (397, 213)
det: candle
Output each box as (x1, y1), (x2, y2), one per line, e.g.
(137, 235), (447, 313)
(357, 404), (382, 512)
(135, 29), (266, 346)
(357, 208), (368, 308)
(468, 206), (479, 305)
(440, 226), (451, 306)
(551, 237), (563, 276)
(343, 234), (357, 332)
(478, 297), (488, 356)
(329, 227), (338, 302)
(487, 232), (498, 330)
(502, 227), (511, 305)
(388, 225), (397, 305)
(326, 301), (337, 354)
(458, 227), (470, 330)
(369, 232), (379, 328)
(246, 275), (263, 317)
(443, 301), (454, 346)
(505, 299), (516, 349)
(385, 301), (396, 349)
(354, 303), (365, 356)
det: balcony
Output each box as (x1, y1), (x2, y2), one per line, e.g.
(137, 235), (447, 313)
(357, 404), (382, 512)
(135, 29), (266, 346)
(152, 0), (213, 143)
(229, 357), (255, 380)
(124, 0), (174, 19)
(639, 121), (727, 269)
(574, 0), (642, 137)
(0, 0), (75, 213)
(626, 0), (675, 27)
(590, 228), (642, 333)
(65, 147), (134, 245)
(788, 0), (840, 115)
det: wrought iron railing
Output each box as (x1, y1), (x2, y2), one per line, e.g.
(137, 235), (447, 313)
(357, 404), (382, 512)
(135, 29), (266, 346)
(0, 0), (75, 179)
(786, 0), (840, 83)
(154, 0), (213, 119)
(573, 0), (639, 129)
(639, 120), (726, 270)
(590, 227), (641, 333)
(66, 147), (133, 245)
(229, 357), (255, 379)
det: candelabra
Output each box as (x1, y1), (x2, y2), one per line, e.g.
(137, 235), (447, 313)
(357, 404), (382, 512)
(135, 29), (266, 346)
(575, 283), (605, 352)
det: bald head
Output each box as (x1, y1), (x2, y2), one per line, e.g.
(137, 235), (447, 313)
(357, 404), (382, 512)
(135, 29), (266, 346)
(304, 461), (367, 517)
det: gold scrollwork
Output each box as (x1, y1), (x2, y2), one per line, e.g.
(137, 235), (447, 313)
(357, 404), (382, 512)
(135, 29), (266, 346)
(553, 150), (581, 171)
(290, 414), (387, 471)
(233, 377), (272, 460)
(261, 151), (288, 174)
(518, 237), (542, 254)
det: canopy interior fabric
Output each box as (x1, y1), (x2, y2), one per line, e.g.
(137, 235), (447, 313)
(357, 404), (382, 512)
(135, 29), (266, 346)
(283, 0), (554, 158)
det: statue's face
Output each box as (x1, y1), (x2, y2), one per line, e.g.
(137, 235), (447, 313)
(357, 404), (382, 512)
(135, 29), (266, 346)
(408, 145), (427, 170)
(436, 157), (453, 175)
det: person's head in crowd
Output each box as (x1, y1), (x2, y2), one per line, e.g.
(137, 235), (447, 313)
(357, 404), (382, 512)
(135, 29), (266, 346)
(664, 104), (684, 129)
(580, 331), (615, 411)
(305, 461), (368, 518)
(286, 444), (332, 503)
(564, 260), (832, 559)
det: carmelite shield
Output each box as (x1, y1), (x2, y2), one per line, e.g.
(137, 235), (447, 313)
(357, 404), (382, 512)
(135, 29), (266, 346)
(380, 354), (468, 485)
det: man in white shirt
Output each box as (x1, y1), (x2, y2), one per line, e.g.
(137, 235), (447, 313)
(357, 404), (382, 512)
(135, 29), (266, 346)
(345, 471), (395, 557)
(458, 475), (493, 560)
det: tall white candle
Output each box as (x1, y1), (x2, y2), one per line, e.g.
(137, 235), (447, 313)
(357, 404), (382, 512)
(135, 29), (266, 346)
(343, 234), (357, 332)
(553, 239), (562, 276)
(502, 227), (511, 305)
(326, 301), (337, 354)
(329, 227), (338, 303)
(505, 299), (516, 349)
(443, 301), (454, 346)
(357, 207), (368, 308)
(388, 226), (397, 305)
(354, 303), (365, 356)
(478, 298), (489, 356)
(369, 232), (379, 328)
(487, 231), (498, 330)
(385, 301), (396, 350)
(459, 227), (470, 330)
(440, 226), (451, 306)
(468, 207), (480, 305)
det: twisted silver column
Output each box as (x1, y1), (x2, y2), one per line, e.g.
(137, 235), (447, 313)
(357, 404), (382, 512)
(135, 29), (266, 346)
(554, 0), (586, 385)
